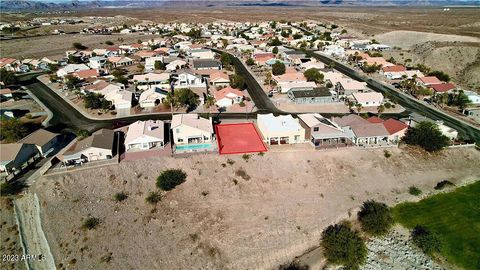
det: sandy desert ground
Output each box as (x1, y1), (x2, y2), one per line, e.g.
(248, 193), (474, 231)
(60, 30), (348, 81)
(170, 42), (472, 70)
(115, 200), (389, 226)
(32, 146), (480, 269)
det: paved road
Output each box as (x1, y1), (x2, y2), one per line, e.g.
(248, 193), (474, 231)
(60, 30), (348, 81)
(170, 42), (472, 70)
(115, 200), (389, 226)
(25, 80), (262, 132)
(210, 48), (282, 114)
(308, 51), (480, 142)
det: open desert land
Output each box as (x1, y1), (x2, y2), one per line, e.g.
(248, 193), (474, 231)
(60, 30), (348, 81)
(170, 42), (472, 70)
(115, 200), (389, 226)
(0, 33), (164, 60)
(32, 146), (480, 270)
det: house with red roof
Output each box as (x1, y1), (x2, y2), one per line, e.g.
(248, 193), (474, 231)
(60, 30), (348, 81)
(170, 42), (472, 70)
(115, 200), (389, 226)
(210, 72), (230, 88)
(214, 87), (244, 108)
(0, 58), (20, 72)
(380, 65), (407, 80)
(73, 69), (100, 80)
(416, 76), (442, 87)
(367, 117), (408, 143)
(429, 83), (456, 93)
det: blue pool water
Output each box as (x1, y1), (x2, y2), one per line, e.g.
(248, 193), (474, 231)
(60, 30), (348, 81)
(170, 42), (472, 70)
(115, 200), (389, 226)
(175, 143), (212, 151)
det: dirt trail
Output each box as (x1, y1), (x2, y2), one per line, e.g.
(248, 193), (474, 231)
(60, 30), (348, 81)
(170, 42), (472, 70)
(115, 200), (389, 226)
(14, 193), (56, 270)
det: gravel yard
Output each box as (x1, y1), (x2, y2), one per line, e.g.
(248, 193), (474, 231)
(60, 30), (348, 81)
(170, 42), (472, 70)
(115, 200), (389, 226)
(31, 146), (480, 269)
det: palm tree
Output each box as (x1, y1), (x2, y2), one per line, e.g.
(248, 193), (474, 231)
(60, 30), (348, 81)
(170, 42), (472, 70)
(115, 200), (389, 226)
(355, 103), (363, 115)
(105, 61), (113, 74)
(133, 80), (138, 95)
(145, 77), (150, 90)
(377, 104), (385, 117)
(205, 95), (215, 108)
(346, 100), (355, 112)
(265, 71), (272, 86)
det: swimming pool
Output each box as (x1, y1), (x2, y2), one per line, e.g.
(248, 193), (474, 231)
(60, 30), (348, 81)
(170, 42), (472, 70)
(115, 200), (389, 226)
(175, 143), (213, 151)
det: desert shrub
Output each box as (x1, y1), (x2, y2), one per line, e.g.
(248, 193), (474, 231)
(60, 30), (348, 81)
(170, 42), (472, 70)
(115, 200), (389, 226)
(358, 200), (394, 235)
(434, 180), (455, 190)
(411, 225), (441, 255)
(321, 221), (367, 269)
(235, 169), (251, 180)
(408, 186), (422, 196)
(383, 150), (391, 158)
(145, 191), (161, 204)
(82, 217), (101, 230)
(242, 154), (250, 161)
(278, 261), (309, 270)
(156, 169), (187, 191)
(246, 58), (255, 66)
(226, 159), (235, 165)
(113, 192), (128, 202)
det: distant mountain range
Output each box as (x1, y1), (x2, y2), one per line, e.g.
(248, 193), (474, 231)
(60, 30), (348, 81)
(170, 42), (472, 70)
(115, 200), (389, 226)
(1, 0), (478, 11)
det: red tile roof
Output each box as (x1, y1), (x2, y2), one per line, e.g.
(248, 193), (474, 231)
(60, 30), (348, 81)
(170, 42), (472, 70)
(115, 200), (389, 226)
(382, 65), (407, 73)
(367, 116), (384, 123)
(417, 76), (442, 85)
(429, 83), (456, 93)
(74, 69), (99, 79)
(383, 118), (408, 135)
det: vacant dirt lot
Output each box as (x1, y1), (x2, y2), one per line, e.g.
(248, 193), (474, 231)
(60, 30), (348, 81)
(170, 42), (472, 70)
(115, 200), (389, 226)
(32, 146), (480, 269)
(0, 33), (162, 59)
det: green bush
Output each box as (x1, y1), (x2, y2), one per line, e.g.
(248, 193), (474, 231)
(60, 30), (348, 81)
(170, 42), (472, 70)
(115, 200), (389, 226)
(82, 217), (100, 230)
(434, 180), (455, 190)
(145, 191), (162, 204)
(358, 200), (394, 235)
(321, 221), (367, 269)
(408, 186), (422, 196)
(156, 169), (187, 191)
(113, 192), (128, 202)
(411, 225), (441, 255)
(403, 121), (450, 152)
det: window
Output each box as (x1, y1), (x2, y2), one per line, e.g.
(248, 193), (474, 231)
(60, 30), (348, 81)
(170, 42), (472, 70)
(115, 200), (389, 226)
(176, 128), (180, 134)
(313, 127), (319, 132)
(178, 138), (183, 142)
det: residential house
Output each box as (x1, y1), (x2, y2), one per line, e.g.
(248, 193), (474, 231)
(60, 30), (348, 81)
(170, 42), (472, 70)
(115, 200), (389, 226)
(175, 71), (205, 88)
(277, 81), (316, 94)
(416, 76), (442, 87)
(0, 58), (20, 72)
(335, 78), (368, 96)
(299, 61), (325, 71)
(333, 114), (390, 146)
(19, 129), (59, 157)
(257, 113), (305, 145)
(192, 59), (222, 70)
(288, 87), (334, 104)
(89, 56), (107, 69)
(62, 129), (115, 164)
(298, 113), (354, 148)
(214, 87), (244, 107)
(139, 88), (168, 108)
(171, 114), (214, 152)
(189, 49), (215, 60)
(145, 56), (164, 71)
(209, 72), (230, 88)
(429, 83), (456, 94)
(0, 143), (39, 176)
(380, 65), (407, 80)
(0, 89), (13, 100)
(464, 91), (480, 105)
(133, 72), (170, 90)
(351, 92), (384, 107)
(107, 56), (134, 68)
(73, 69), (100, 80)
(401, 113), (458, 141)
(322, 45), (345, 58)
(56, 64), (90, 77)
(125, 120), (165, 151)
(273, 72), (307, 85)
(367, 117), (408, 143)
(166, 59), (187, 71)
(464, 107), (480, 122)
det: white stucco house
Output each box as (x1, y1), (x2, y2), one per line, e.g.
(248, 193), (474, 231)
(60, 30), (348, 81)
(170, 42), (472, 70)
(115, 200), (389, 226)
(257, 113), (305, 145)
(125, 120), (165, 151)
(171, 114), (214, 152)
